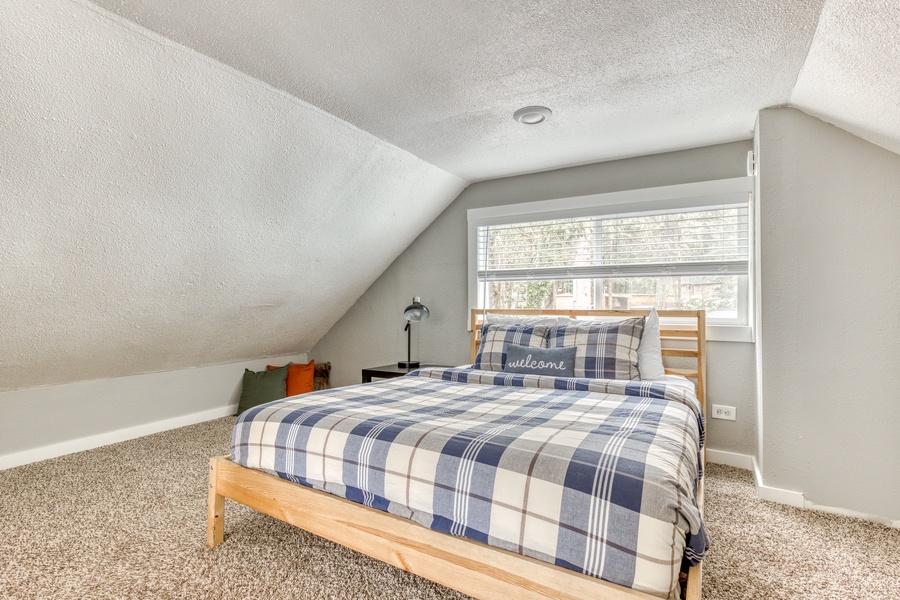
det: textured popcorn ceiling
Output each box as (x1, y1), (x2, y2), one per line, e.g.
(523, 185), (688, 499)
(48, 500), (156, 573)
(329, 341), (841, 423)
(83, 0), (833, 181)
(0, 1), (464, 391)
(790, 0), (900, 157)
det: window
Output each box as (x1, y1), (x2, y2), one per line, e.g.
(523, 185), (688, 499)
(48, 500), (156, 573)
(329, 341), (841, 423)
(467, 177), (755, 340)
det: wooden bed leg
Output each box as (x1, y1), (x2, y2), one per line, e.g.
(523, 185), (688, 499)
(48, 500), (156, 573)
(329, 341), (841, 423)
(684, 563), (701, 600)
(684, 463), (705, 600)
(207, 457), (225, 548)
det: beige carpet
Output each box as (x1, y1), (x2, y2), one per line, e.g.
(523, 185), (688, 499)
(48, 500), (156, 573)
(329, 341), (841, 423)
(701, 464), (900, 599)
(1, 417), (897, 599)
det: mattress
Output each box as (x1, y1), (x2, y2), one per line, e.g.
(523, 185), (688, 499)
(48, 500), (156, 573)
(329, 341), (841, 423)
(231, 367), (707, 599)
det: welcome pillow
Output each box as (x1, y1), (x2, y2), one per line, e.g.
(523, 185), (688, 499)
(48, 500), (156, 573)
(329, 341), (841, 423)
(503, 344), (576, 377)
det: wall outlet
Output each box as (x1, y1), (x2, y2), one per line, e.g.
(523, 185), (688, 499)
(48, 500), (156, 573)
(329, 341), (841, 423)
(711, 404), (736, 421)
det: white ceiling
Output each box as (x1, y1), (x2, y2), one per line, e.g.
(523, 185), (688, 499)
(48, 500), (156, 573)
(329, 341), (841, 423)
(81, 0), (854, 181)
(790, 0), (900, 158)
(77, 0), (900, 181)
(0, 0), (464, 391)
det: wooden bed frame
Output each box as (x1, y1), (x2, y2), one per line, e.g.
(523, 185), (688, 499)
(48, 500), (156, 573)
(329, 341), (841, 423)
(208, 309), (706, 600)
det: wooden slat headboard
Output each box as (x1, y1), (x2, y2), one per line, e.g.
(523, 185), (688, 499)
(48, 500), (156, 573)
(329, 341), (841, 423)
(469, 308), (707, 409)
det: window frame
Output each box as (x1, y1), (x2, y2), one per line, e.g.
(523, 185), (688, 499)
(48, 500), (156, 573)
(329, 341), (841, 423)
(467, 176), (756, 342)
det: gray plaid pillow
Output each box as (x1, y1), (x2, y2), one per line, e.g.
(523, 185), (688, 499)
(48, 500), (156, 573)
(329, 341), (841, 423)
(474, 323), (549, 372)
(503, 344), (576, 377)
(547, 316), (645, 380)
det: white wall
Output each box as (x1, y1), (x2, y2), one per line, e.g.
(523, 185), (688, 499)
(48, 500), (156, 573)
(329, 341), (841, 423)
(0, 353), (308, 469)
(0, 0), (464, 393)
(757, 107), (900, 521)
(312, 141), (758, 455)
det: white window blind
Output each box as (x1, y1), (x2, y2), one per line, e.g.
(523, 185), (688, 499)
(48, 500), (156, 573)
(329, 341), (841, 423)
(476, 205), (749, 282)
(467, 177), (756, 339)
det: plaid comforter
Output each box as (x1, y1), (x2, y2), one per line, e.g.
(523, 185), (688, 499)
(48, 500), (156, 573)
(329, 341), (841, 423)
(232, 367), (707, 599)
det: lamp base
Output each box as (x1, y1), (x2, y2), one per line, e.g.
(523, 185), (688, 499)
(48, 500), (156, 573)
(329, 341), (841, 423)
(397, 360), (420, 369)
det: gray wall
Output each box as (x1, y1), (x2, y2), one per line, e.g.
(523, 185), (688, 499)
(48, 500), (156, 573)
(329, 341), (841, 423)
(0, 353), (307, 467)
(757, 108), (900, 520)
(313, 141), (758, 455)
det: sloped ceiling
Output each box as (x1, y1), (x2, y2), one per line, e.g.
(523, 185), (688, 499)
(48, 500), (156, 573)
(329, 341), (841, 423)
(2, 0), (899, 392)
(790, 0), (900, 158)
(0, 0), (464, 391)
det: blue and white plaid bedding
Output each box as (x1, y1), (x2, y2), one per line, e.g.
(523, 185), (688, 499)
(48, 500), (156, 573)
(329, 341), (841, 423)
(232, 367), (707, 599)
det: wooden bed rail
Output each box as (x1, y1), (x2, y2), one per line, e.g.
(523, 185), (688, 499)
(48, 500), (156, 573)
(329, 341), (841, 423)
(208, 455), (652, 600)
(209, 453), (702, 600)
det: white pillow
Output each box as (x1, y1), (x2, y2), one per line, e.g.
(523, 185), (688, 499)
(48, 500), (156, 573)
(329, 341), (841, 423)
(638, 308), (666, 380)
(561, 308), (666, 380)
(485, 312), (564, 326)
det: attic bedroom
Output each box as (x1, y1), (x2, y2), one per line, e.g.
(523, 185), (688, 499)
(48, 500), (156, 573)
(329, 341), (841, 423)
(1, 1), (898, 599)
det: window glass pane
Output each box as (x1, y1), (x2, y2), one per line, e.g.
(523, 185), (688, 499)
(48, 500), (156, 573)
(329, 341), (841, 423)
(486, 279), (580, 310)
(598, 276), (739, 320)
(484, 275), (739, 321)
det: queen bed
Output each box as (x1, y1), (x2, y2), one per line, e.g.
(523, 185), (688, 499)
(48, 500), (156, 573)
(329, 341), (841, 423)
(207, 309), (707, 600)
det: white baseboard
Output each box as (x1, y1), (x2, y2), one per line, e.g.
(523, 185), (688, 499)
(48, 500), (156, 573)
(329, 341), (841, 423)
(802, 499), (900, 529)
(708, 450), (898, 527)
(0, 404), (237, 471)
(0, 352), (308, 471)
(751, 460), (805, 508)
(705, 449), (806, 508)
(750, 455), (805, 507)
(706, 448), (754, 470)
(750, 457), (898, 527)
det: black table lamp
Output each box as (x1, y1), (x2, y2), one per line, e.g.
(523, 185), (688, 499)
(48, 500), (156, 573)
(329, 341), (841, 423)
(398, 296), (430, 368)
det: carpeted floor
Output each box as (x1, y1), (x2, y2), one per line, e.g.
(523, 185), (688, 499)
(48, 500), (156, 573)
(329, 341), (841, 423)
(700, 464), (900, 599)
(1, 418), (897, 599)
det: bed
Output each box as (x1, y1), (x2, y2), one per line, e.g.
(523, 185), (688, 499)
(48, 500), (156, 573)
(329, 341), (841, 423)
(207, 308), (707, 600)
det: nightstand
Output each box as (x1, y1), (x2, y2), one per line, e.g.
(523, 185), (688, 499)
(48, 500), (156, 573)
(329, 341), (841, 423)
(361, 363), (450, 383)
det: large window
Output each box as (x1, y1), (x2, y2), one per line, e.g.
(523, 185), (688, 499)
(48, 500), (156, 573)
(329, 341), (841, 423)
(468, 177), (754, 338)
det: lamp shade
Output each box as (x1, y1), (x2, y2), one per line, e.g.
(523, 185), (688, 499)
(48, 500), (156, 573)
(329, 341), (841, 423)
(403, 297), (430, 322)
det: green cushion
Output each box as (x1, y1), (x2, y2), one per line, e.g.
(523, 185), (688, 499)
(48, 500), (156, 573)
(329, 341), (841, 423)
(237, 366), (288, 414)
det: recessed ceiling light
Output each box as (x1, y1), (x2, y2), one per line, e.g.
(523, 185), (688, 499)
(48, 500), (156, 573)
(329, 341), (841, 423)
(513, 106), (552, 125)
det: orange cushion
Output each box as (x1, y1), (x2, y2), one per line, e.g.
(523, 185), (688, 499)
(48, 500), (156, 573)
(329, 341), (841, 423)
(267, 360), (315, 396)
